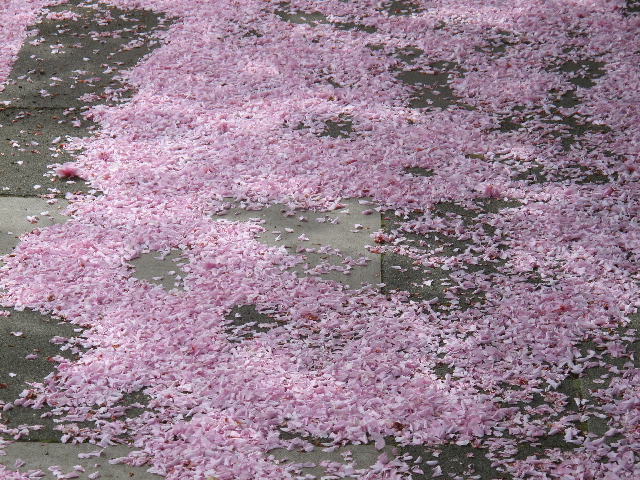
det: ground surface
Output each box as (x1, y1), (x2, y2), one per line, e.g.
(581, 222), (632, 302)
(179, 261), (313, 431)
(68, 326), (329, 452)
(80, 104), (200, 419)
(1, 0), (640, 479)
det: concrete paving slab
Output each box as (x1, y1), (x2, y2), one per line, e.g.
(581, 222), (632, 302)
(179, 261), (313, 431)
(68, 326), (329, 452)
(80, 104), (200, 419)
(1, 442), (162, 479)
(0, 2), (172, 476)
(0, 308), (84, 442)
(0, 0), (170, 197)
(576, 313), (640, 438)
(398, 442), (510, 479)
(128, 248), (186, 291)
(131, 200), (381, 292)
(0, 197), (69, 256)
(0, 1), (169, 109)
(380, 199), (522, 306)
(215, 199), (381, 289)
(396, 61), (465, 110)
(0, 107), (92, 197)
(267, 442), (395, 480)
(223, 304), (278, 341)
(275, 3), (376, 33)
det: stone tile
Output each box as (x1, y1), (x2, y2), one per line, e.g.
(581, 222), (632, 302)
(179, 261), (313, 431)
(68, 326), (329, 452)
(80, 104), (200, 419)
(1, 442), (162, 479)
(215, 199), (381, 289)
(0, 197), (69, 256)
(268, 442), (395, 480)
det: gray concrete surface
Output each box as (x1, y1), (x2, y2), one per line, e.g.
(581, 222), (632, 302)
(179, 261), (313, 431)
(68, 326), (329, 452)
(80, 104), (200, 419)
(214, 199), (381, 290)
(0, 0), (168, 197)
(267, 442), (396, 480)
(129, 248), (187, 292)
(130, 199), (381, 293)
(0, 308), (84, 442)
(0, 106), (92, 197)
(0, 1), (169, 478)
(0, 197), (68, 256)
(2, 442), (162, 480)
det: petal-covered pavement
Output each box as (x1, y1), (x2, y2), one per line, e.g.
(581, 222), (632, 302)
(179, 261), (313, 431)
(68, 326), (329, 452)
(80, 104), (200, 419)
(1, 0), (640, 479)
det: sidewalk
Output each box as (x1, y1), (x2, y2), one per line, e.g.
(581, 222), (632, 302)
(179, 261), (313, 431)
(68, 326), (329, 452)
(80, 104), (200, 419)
(2, 1), (640, 479)
(0, 2), (179, 477)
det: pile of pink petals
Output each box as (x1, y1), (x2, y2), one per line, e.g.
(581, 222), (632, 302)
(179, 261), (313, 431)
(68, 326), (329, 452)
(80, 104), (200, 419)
(2, 0), (640, 478)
